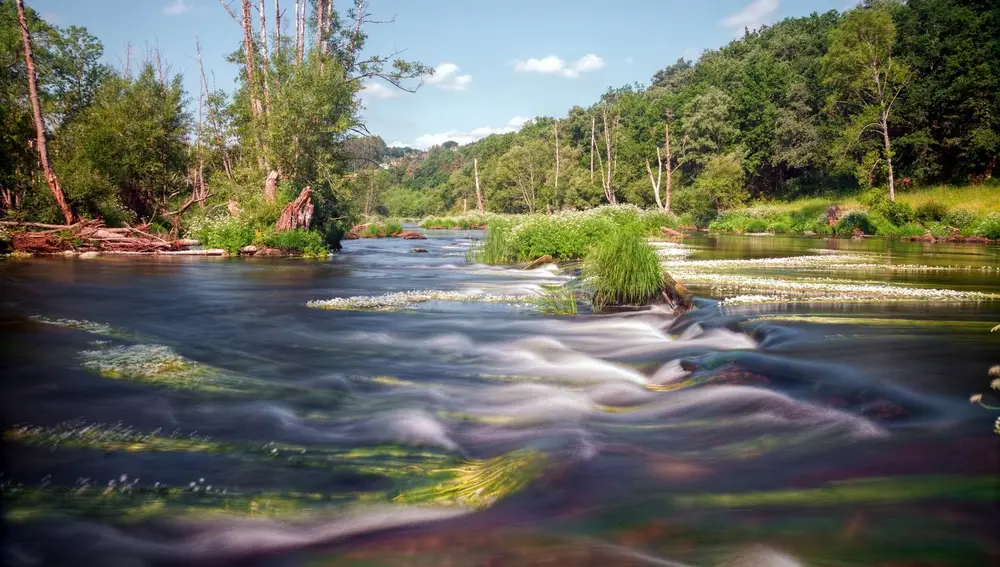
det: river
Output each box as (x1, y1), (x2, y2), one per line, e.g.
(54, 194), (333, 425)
(2, 231), (998, 566)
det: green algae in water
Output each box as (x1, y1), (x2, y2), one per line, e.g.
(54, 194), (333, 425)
(394, 449), (547, 509)
(674, 475), (999, 508)
(79, 344), (237, 392)
(30, 315), (130, 338)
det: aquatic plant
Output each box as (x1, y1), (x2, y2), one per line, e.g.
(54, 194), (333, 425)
(674, 475), (999, 508)
(529, 285), (580, 315)
(307, 290), (528, 311)
(80, 344), (216, 389)
(30, 316), (127, 337)
(702, 276), (998, 304)
(584, 230), (664, 310)
(394, 449), (546, 509)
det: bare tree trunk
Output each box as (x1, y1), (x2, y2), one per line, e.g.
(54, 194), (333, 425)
(298, 0), (306, 62)
(473, 157), (484, 214)
(881, 111), (895, 202)
(589, 116), (595, 183)
(16, 0), (72, 224)
(123, 42), (133, 81)
(598, 105), (617, 205)
(553, 121), (560, 195)
(316, 0), (325, 55)
(264, 170), (279, 203)
(258, 0), (271, 114)
(664, 122), (672, 212)
(646, 148), (663, 210)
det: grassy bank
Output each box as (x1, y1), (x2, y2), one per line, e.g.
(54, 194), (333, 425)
(707, 185), (1000, 239)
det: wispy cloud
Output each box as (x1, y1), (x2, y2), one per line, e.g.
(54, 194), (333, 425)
(163, 0), (192, 15)
(722, 0), (779, 37)
(426, 62), (472, 91)
(359, 82), (398, 100)
(412, 116), (531, 150)
(513, 53), (605, 79)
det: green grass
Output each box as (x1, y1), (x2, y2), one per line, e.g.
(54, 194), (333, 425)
(584, 229), (664, 310)
(420, 214), (490, 230)
(529, 285), (580, 315)
(710, 185), (999, 239)
(262, 229), (327, 256)
(467, 205), (679, 264)
(355, 220), (403, 238)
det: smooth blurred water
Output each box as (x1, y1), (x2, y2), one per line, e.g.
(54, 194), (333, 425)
(1, 232), (998, 566)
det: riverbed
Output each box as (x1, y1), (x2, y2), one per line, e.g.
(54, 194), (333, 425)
(2, 232), (998, 566)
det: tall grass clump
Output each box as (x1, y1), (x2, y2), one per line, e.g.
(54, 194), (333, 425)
(467, 220), (514, 264)
(584, 230), (664, 310)
(530, 284), (579, 315)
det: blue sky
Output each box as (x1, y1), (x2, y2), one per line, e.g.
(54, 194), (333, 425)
(32, 0), (851, 149)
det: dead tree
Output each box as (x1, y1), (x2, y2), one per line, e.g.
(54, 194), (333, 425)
(16, 0), (72, 224)
(264, 170), (279, 202)
(276, 186), (314, 232)
(553, 121), (560, 195)
(646, 122), (679, 212)
(595, 105), (619, 205)
(220, 0), (267, 168)
(196, 38), (234, 180)
(589, 116), (595, 183)
(258, 0), (272, 113)
(473, 157), (484, 214)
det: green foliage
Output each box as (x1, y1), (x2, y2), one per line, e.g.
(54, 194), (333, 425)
(420, 215), (488, 229)
(194, 217), (255, 254)
(262, 229), (327, 256)
(835, 211), (876, 236)
(693, 152), (748, 211)
(584, 229), (664, 310)
(944, 209), (978, 229)
(972, 213), (1000, 240)
(915, 201), (949, 223)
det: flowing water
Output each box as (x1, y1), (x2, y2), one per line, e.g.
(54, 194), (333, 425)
(2, 232), (998, 566)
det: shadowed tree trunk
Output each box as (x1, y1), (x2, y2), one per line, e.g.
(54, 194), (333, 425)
(264, 170), (279, 202)
(16, 0), (72, 224)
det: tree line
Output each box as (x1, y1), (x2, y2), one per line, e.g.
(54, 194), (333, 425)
(0, 0), (426, 247)
(377, 0), (999, 222)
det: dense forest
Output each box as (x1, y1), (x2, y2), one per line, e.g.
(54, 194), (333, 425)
(0, 0), (997, 252)
(376, 0), (999, 222)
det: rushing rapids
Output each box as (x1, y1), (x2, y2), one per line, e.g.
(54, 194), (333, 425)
(1, 230), (998, 566)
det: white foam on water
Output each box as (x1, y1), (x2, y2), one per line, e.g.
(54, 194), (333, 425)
(461, 384), (595, 426)
(650, 360), (690, 385)
(82, 506), (471, 562)
(366, 409), (458, 451)
(486, 336), (649, 384)
(602, 385), (886, 440)
(587, 382), (656, 406)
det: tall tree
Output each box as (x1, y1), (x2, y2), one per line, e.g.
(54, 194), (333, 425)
(823, 5), (909, 200)
(15, 0), (72, 223)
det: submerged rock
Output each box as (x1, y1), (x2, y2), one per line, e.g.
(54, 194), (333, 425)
(400, 231), (427, 240)
(411, 248), (429, 253)
(239, 245), (257, 255)
(525, 255), (554, 270)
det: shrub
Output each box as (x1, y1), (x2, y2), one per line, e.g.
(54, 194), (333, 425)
(861, 188), (915, 225)
(945, 209), (978, 229)
(262, 229), (327, 256)
(195, 217), (255, 254)
(673, 186), (718, 228)
(584, 230), (664, 310)
(916, 201), (949, 223)
(973, 213), (1000, 239)
(834, 211), (876, 236)
(745, 218), (769, 233)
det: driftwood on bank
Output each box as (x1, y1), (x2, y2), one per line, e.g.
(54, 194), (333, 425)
(2, 219), (197, 254)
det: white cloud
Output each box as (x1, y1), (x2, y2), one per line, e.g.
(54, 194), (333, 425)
(388, 141), (407, 148)
(513, 53), (605, 79)
(411, 116), (531, 150)
(163, 0), (192, 15)
(359, 82), (398, 100)
(722, 0), (779, 36)
(426, 62), (473, 91)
